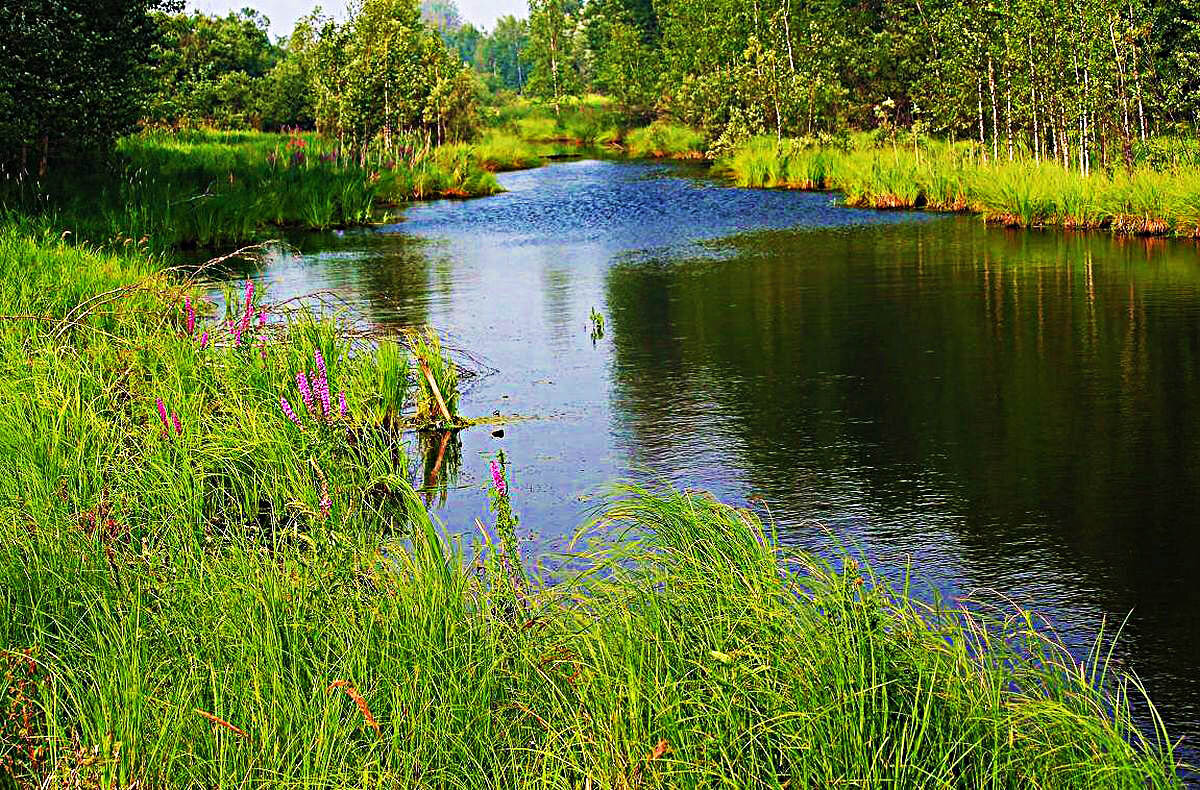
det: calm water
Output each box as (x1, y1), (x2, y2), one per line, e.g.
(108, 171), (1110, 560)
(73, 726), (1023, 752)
(219, 159), (1200, 753)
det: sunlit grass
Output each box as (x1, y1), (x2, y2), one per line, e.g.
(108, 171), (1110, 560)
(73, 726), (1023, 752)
(721, 135), (1200, 237)
(0, 222), (1187, 787)
(624, 122), (707, 160)
(0, 129), (503, 249)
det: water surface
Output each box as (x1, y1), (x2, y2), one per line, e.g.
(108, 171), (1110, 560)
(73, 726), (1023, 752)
(221, 159), (1200, 753)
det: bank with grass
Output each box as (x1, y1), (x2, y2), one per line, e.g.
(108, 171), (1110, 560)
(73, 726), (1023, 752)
(1, 129), (504, 249)
(0, 223), (1186, 787)
(721, 135), (1200, 238)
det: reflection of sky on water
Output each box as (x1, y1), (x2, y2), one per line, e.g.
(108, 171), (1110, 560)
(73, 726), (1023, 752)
(212, 159), (1200, 756)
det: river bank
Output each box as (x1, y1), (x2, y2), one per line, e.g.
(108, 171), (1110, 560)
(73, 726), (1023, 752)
(1, 129), (505, 250)
(479, 99), (1200, 240)
(719, 135), (1200, 238)
(0, 220), (1187, 786)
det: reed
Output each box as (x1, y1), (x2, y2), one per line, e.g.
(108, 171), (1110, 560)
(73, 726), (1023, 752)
(408, 325), (461, 426)
(472, 131), (549, 171)
(0, 129), (503, 249)
(0, 222), (1186, 787)
(721, 134), (1200, 237)
(623, 122), (707, 160)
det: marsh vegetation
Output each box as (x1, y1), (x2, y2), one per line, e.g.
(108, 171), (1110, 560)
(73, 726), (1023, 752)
(2, 0), (1199, 784)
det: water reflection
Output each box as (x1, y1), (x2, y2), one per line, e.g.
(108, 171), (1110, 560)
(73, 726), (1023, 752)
(606, 222), (1200, 738)
(213, 160), (1200, 751)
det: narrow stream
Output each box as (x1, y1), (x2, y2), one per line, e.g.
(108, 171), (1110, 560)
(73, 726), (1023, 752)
(216, 158), (1200, 754)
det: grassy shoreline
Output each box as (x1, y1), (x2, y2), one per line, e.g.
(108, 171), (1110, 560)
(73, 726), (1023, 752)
(482, 99), (1200, 241)
(10, 111), (1200, 252)
(720, 135), (1200, 238)
(0, 225), (1186, 786)
(2, 129), (505, 249)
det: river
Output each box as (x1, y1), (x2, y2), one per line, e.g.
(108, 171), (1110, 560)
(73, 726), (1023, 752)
(217, 158), (1200, 755)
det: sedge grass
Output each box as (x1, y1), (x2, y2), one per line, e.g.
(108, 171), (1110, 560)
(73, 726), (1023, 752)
(0, 129), (504, 250)
(721, 135), (1200, 237)
(0, 223), (1188, 787)
(623, 123), (707, 160)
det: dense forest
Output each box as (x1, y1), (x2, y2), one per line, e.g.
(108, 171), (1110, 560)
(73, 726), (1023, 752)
(521, 0), (1200, 169)
(0, 0), (530, 171)
(6, 0), (1200, 174)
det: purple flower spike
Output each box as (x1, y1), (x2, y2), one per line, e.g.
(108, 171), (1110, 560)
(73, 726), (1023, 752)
(280, 396), (303, 428)
(258, 311), (266, 327)
(184, 297), (195, 335)
(320, 496), (332, 517)
(199, 331), (209, 350)
(297, 371), (314, 414)
(314, 350), (330, 415)
(155, 397), (170, 431)
(490, 460), (507, 497)
(338, 391), (348, 417)
(171, 412), (182, 435)
(239, 280), (255, 335)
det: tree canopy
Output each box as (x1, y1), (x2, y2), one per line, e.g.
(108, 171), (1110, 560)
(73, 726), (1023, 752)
(0, 0), (176, 173)
(522, 0), (1200, 167)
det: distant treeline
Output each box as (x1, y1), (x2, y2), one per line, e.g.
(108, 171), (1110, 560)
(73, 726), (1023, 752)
(522, 0), (1200, 170)
(0, 0), (531, 173)
(148, 1), (532, 133)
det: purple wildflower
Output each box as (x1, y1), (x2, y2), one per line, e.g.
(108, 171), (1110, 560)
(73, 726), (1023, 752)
(338, 391), (348, 417)
(155, 398), (170, 432)
(171, 411), (182, 435)
(297, 371), (314, 414)
(239, 281), (254, 336)
(257, 310), (266, 327)
(199, 331), (209, 350)
(320, 496), (332, 517)
(280, 396), (303, 428)
(490, 460), (507, 497)
(184, 297), (195, 335)
(314, 350), (330, 415)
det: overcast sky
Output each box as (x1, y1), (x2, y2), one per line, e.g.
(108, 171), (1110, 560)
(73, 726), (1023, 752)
(189, 0), (526, 36)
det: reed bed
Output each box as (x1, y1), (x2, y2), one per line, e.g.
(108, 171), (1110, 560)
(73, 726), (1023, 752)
(623, 123), (707, 160)
(1, 129), (503, 249)
(472, 131), (550, 172)
(721, 135), (1200, 237)
(0, 223), (1186, 787)
(489, 100), (704, 159)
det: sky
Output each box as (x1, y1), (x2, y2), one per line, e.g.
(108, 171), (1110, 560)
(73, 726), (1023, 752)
(190, 0), (526, 36)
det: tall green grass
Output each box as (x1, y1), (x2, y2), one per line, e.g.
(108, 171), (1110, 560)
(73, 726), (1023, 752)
(489, 98), (704, 159)
(0, 129), (504, 249)
(472, 131), (549, 171)
(721, 135), (1200, 237)
(0, 222), (1186, 787)
(624, 122), (707, 160)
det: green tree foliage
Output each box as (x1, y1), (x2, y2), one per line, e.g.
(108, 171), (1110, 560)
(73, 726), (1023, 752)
(476, 16), (532, 92)
(445, 23), (484, 65)
(531, 0), (1200, 168)
(527, 0), (584, 114)
(1152, 0), (1200, 127)
(304, 0), (481, 149)
(0, 0), (175, 174)
(149, 8), (289, 128)
(593, 13), (661, 119)
(421, 0), (463, 31)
